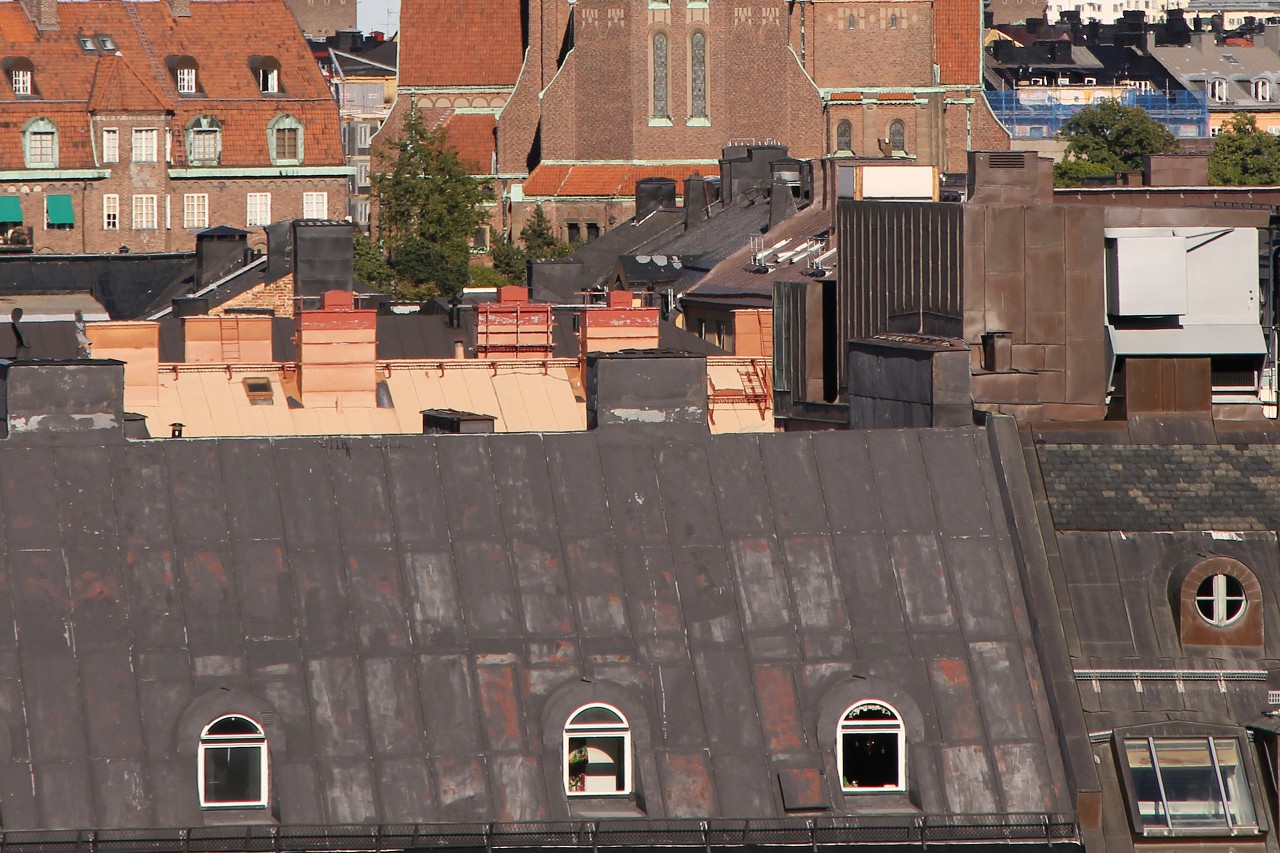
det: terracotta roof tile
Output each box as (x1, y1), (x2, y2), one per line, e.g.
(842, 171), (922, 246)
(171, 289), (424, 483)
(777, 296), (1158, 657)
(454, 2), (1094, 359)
(934, 0), (981, 84)
(442, 112), (496, 174)
(524, 163), (720, 198)
(0, 0), (343, 168)
(876, 92), (917, 101)
(399, 0), (524, 87)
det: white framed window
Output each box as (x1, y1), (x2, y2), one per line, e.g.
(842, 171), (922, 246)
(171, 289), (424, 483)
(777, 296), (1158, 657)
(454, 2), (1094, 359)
(1121, 736), (1258, 835)
(259, 63), (281, 94)
(302, 191), (328, 219)
(564, 704), (632, 796)
(246, 192), (271, 227)
(356, 162), (370, 187)
(132, 194), (157, 230)
(176, 66), (197, 94)
(268, 114), (304, 165)
(838, 701), (906, 793)
(1210, 125), (1224, 137)
(102, 194), (119, 230)
(102, 127), (119, 163)
(11, 69), (30, 96)
(132, 128), (158, 163)
(23, 117), (57, 168)
(28, 132), (54, 165)
(184, 193), (208, 229)
(1254, 78), (1271, 101)
(198, 715), (269, 809)
(357, 122), (372, 147)
(1195, 574), (1246, 626)
(190, 129), (218, 163)
(1209, 78), (1229, 102)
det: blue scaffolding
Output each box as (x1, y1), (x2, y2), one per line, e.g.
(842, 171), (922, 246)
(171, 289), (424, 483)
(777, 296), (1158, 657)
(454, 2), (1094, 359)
(985, 89), (1209, 139)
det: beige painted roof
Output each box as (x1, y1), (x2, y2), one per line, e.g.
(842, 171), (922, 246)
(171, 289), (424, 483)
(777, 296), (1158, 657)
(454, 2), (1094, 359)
(127, 357), (773, 437)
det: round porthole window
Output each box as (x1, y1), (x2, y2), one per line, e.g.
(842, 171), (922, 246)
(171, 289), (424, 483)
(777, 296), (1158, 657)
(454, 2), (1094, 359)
(1195, 573), (1246, 626)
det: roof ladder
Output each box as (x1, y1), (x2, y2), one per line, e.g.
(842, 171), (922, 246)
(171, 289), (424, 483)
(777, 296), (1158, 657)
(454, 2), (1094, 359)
(122, 2), (177, 100)
(219, 316), (241, 362)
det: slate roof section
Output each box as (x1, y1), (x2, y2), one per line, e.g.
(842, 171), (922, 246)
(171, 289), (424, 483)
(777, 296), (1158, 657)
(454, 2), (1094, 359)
(0, 425), (1072, 831)
(0, 253), (195, 320)
(1036, 443), (1280, 531)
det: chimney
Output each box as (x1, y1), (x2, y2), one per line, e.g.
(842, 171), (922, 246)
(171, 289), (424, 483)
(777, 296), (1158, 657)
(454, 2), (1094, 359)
(296, 289), (378, 407)
(195, 227), (249, 287)
(474, 286), (555, 358)
(170, 0), (191, 17)
(421, 408), (495, 434)
(182, 315), (273, 364)
(85, 321), (161, 408)
(635, 178), (677, 218)
(685, 173), (709, 230)
(453, 338), (466, 359)
(0, 360), (126, 442)
(19, 0), (58, 30)
(585, 351), (708, 434)
(1026, 16), (1044, 34)
(769, 177), (793, 230)
(1265, 23), (1280, 51)
(580, 290), (660, 355)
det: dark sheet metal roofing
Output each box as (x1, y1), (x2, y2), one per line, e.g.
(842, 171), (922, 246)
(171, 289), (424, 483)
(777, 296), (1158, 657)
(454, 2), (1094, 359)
(0, 254), (196, 320)
(1036, 443), (1280, 531)
(544, 211), (686, 302)
(0, 426), (1072, 834)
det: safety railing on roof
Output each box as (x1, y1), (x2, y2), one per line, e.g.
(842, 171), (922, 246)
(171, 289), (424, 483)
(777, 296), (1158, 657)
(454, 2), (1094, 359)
(0, 815), (1080, 853)
(985, 89), (1209, 139)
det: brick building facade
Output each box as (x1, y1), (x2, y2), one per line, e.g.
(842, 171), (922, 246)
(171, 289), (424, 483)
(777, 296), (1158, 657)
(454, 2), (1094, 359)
(0, 0), (348, 255)
(392, 0), (1008, 243)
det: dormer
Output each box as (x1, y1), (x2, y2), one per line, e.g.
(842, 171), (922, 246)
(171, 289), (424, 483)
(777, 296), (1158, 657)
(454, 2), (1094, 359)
(4, 58), (37, 98)
(250, 56), (283, 95)
(166, 55), (202, 95)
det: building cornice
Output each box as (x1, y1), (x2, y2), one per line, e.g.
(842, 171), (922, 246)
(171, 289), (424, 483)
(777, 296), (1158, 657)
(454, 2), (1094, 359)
(168, 165), (354, 178)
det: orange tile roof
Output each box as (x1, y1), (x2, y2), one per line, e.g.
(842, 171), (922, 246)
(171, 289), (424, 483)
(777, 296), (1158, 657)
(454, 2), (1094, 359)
(523, 163), (720, 198)
(876, 92), (918, 101)
(934, 0), (982, 84)
(0, 0), (343, 168)
(398, 0), (524, 87)
(442, 112), (497, 174)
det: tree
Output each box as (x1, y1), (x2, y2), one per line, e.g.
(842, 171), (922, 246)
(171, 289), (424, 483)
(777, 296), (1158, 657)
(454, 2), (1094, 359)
(352, 229), (394, 291)
(491, 234), (528, 285)
(519, 205), (573, 260)
(1054, 99), (1179, 186)
(368, 107), (487, 299)
(1208, 112), (1280, 186)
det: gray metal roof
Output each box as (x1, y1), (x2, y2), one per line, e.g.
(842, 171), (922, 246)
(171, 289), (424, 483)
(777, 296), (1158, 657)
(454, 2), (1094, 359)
(0, 425), (1072, 836)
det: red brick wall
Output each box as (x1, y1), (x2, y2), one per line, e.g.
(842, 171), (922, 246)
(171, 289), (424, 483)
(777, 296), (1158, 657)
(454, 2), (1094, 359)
(811, 3), (935, 89)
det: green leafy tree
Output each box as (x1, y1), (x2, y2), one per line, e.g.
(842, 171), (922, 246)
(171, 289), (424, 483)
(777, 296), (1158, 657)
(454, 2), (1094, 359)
(491, 234), (528, 285)
(353, 229), (394, 291)
(1208, 112), (1280, 186)
(369, 107), (487, 299)
(469, 263), (512, 289)
(520, 205), (573, 260)
(1054, 99), (1179, 186)
(1052, 158), (1117, 187)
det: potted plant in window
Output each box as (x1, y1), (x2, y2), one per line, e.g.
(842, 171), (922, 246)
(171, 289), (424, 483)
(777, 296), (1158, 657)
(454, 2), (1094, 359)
(568, 743), (589, 792)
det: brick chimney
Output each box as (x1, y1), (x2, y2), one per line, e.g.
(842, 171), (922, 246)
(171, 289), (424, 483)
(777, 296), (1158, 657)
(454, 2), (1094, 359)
(295, 290), (377, 407)
(85, 321), (160, 408)
(580, 290), (660, 355)
(183, 315), (274, 364)
(474, 286), (555, 359)
(20, 0), (58, 30)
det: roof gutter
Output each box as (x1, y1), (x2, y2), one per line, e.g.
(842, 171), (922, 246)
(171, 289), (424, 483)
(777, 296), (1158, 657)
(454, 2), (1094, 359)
(0, 815), (1080, 853)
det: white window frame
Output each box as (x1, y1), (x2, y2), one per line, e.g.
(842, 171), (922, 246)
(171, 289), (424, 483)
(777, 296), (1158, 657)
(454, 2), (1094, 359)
(563, 703), (632, 797)
(838, 700), (907, 794)
(183, 193), (208, 229)
(189, 128), (219, 164)
(1195, 573), (1247, 627)
(1209, 78), (1229, 102)
(28, 131), (54, 166)
(132, 194), (157, 230)
(176, 66), (197, 94)
(198, 715), (269, 809)
(259, 66), (280, 94)
(1121, 735), (1259, 836)
(302, 191), (328, 220)
(246, 192), (271, 227)
(102, 128), (119, 164)
(357, 122), (372, 147)
(132, 128), (158, 163)
(11, 69), (30, 96)
(102, 194), (119, 230)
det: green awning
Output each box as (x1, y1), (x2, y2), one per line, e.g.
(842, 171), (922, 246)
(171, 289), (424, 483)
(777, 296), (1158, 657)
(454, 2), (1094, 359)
(0, 196), (22, 224)
(46, 194), (73, 226)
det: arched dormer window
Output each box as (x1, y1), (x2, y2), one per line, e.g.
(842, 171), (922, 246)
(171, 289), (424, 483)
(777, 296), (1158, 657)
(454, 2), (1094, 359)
(198, 715), (268, 809)
(1254, 78), (1271, 101)
(564, 704), (631, 796)
(690, 31), (708, 119)
(252, 56), (283, 94)
(167, 55), (200, 95)
(888, 120), (906, 155)
(267, 114), (303, 165)
(652, 33), (669, 120)
(1171, 555), (1263, 647)
(838, 701), (906, 793)
(836, 119), (853, 153)
(22, 117), (57, 169)
(186, 115), (222, 166)
(5, 58), (35, 97)
(1209, 77), (1229, 102)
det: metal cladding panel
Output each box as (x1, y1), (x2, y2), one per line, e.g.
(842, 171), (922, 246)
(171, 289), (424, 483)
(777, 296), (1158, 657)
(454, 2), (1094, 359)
(0, 428), (1078, 832)
(0, 446), (62, 550)
(54, 446), (119, 551)
(294, 223), (356, 299)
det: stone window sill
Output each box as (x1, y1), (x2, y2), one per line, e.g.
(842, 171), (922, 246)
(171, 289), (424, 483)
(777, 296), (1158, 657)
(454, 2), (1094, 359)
(686, 117), (711, 127)
(648, 117), (673, 127)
